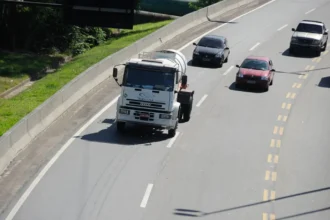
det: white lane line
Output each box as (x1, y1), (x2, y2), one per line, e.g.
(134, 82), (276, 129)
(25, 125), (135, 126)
(223, 65), (234, 75)
(140, 184), (154, 208)
(166, 132), (180, 148)
(249, 42), (261, 51)
(4, 95), (120, 220)
(305, 8), (315, 14)
(5, 0), (278, 219)
(178, 0), (277, 51)
(277, 24), (288, 31)
(196, 94), (208, 107)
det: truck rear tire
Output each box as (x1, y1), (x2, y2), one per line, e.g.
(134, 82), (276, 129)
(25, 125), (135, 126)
(117, 121), (125, 132)
(181, 103), (192, 122)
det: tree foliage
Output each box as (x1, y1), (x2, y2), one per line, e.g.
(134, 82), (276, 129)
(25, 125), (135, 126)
(188, 0), (222, 10)
(0, 1), (118, 56)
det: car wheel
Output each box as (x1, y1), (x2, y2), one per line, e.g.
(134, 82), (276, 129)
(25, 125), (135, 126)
(270, 79), (273, 86)
(264, 84), (269, 92)
(316, 50), (321, 56)
(219, 57), (224, 68)
(235, 83), (242, 90)
(224, 55), (229, 63)
(322, 41), (327, 51)
(289, 47), (295, 55)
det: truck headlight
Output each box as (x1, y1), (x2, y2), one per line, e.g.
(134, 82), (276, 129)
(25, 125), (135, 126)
(159, 114), (171, 119)
(261, 76), (268, 80)
(215, 53), (221, 57)
(193, 50), (199, 55)
(119, 108), (130, 115)
(313, 40), (321, 45)
(238, 73), (244, 78)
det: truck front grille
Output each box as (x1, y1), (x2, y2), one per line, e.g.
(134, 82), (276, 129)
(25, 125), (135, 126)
(127, 99), (165, 110)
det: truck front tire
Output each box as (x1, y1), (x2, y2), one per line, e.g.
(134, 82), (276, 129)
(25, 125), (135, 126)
(168, 121), (178, 138)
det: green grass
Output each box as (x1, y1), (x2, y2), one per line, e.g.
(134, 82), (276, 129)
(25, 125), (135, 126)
(0, 52), (64, 94)
(0, 20), (173, 136)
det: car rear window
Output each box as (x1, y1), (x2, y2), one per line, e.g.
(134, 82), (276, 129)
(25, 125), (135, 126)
(241, 59), (269, 70)
(296, 23), (323, 34)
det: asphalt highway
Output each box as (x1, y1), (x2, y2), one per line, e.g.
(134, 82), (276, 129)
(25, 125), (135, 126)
(3, 0), (330, 219)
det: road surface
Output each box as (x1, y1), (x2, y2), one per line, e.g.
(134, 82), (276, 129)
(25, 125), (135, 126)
(1, 0), (330, 219)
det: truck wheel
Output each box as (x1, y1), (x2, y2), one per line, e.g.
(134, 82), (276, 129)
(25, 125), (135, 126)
(182, 103), (192, 122)
(117, 121), (125, 132)
(168, 122), (177, 138)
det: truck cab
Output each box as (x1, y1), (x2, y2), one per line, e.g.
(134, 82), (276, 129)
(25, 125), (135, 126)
(112, 49), (194, 137)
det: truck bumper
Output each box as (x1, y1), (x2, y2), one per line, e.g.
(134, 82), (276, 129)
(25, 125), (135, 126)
(116, 108), (177, 129)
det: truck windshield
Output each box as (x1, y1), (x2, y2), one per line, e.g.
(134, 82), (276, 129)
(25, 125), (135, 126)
(123, 67), (175, 91)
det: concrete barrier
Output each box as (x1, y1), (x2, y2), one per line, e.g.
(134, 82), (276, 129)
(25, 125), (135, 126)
(0, 0), (268, 174)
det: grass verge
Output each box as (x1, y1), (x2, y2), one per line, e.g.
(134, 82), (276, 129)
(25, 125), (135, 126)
(0, 52), (65, 94)
(0, 20), (173, 136)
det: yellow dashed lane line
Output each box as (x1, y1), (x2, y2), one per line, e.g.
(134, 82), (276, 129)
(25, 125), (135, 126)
(270, 139), (281, 148)
(265, 171), (277, 181)
(292, 83), (302, 88)
(263, 213), (276, 220)
(263, 189), (276, 201)
(277, 115), (287, 122)
(281, 103), (291, 110)
(267, 154), (279, 163)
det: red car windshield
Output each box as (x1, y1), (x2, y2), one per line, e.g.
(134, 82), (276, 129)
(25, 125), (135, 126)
(241, 59), (269, 71)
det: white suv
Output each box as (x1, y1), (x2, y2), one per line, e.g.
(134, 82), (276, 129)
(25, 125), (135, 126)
(289, 20), (328, 56)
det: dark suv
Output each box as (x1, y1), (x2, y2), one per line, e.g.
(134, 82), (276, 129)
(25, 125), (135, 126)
(289, 20), (328, 56)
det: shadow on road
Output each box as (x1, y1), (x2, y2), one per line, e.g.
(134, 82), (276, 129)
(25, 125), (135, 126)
(173, 186), (330, 219)
(281, 48), (319, 58)
(76, 119), (169, 146)
(187, 60), (220, 69)
(227, 82), (267, 93)
(275, 67), (330, 76)
(318, 76), (330, 88)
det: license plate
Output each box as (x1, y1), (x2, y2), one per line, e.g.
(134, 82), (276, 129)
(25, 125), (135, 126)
(247, 80), (256, 84)
(140, 113), (149, 118)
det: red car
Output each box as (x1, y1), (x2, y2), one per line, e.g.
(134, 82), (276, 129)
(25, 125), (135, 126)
(235, 56), (275, 91)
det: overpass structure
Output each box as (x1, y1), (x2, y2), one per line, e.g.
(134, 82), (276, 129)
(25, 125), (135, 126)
(1, 0), (330, 219)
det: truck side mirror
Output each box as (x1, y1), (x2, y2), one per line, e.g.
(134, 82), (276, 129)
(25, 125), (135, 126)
(181, 75), (188, 86)
(113, 68), (118, 78)
(235, 64), (240, 68)
(193, 42), (197, 46)
(292, 28), (295, 31)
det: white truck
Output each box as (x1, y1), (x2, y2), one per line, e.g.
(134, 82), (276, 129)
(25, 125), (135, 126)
(112, 49), (194, 137)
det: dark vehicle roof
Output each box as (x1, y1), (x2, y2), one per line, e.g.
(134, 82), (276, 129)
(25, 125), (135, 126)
(244, 55), (270, 62)
(201, 35), (226, 41)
